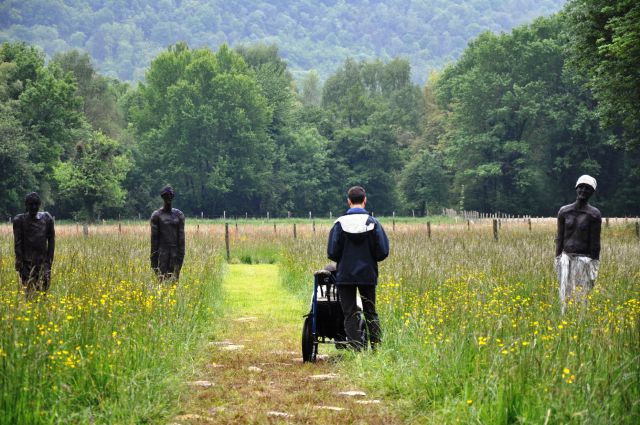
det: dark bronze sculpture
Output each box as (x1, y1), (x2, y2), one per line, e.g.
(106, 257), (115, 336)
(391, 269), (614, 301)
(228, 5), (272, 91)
(150, 186), (185, 282)
(555, 175), (601, 313)
(13, 192), (55, 299)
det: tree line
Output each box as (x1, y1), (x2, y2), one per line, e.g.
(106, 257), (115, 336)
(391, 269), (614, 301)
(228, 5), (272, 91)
(0, 0), (638, 220)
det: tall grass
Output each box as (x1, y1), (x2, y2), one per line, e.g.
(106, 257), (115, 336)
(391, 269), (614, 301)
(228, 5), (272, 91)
(2, 219), (637, 424)
(280, 220), (640, 424)
(0, 225), (224, 424)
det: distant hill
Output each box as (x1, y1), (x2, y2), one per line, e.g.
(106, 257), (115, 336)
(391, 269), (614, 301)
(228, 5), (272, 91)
(0, 0), (566, 82)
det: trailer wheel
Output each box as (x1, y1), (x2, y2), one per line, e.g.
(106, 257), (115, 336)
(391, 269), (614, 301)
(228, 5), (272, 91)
(302, 316), (317, 362)
(358, 314), (369, 350)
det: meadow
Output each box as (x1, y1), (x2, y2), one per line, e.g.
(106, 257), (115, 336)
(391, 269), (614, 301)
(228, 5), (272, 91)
(280, 219), (640, 424)
(1, 219), (638, 424)
(0, 224), (225, 424)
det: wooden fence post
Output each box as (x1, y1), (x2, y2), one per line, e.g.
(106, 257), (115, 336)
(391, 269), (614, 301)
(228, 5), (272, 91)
(273, 223), (276, 234)
(427, 221), (431, 239)
(493, 219), (498, 241)
(636, 221), (640, 240)
(225, 223), (230, 262)
(313, 220), (316, 233)
(293, 223), (297, 239)
(528, 218), (532, 232)
(467, 219), (470, 230)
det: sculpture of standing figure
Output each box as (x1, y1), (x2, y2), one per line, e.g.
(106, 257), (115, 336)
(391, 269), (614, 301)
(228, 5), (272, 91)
(13, 192), (55, 299)
(150, 186), (185, 282)
(555, 175), (601, 313)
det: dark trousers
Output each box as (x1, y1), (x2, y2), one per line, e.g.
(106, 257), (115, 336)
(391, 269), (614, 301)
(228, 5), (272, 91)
(337, 284), (381, 349)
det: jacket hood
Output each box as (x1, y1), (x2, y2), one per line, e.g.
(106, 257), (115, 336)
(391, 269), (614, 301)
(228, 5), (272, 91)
(335, 213), (374, 234)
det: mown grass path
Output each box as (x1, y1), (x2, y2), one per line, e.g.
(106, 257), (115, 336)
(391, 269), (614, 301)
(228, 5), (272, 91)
(174, 264), (400, 424)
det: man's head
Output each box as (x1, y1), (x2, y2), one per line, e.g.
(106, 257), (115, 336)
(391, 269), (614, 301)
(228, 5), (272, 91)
(347, 186), (366, 207)
(25, 192), (41, 216)
(160, 185), (175, 202)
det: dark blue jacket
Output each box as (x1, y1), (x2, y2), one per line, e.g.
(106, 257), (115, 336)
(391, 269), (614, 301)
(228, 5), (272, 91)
(327, 208), (389, 285)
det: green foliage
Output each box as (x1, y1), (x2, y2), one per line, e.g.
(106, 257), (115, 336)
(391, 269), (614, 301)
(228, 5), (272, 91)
(131, 43), (273, 215)
(433, 16), (624, 215)
(320, 58), (423, 214)
(0, 102), (33, 217)
(0, 0), (566, 83)
(565, 0), (640, 147)
(0, 42), (85, 210)
(299, 70), (321, 106)
(3, 3), (640, 219)
(400, 150), (449, 215)
(51, 50), (126, 140)
(564, 0), (640, 214)
(282, 126), (333, 213)
(19, 63), (83, 181)
(54, 131), (131, 221)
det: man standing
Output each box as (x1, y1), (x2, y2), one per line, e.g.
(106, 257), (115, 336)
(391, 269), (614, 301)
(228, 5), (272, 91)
(327, 186), (389, 350)
(555, 175), (601, 313)
(150, 185), (185, 282)
(13, 192), (55, 299)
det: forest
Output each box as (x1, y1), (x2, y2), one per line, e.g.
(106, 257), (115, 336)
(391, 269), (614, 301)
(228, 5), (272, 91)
(0, 0), (638, 220)
(0, 0), (566, 82)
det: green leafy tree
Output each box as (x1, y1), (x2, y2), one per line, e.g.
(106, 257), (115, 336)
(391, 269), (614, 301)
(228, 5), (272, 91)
(54, 131), (131, 221)
(400, 150), (448, 216)
(51, 50), (126, 139)
(565, 0), (640, 147)
(0, 42), (85, 208)
(0, 102), (32, 217)
(321, 57), (422, 213)
(235, 43), (294, 133)
(279, 126), (333, 215)
(18, 64), (84, 206)
(327, 123), (401, 214)
(564, 0), (640, 214)
(0, 42), (43, 100)
(300, 70), (322, 106)
(435, 16), (614, 214)
(323, 58), (372, 128)
(131, 43), (273, 215)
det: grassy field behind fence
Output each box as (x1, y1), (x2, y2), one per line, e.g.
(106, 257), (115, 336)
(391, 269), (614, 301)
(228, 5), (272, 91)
(1, 220), (638, 424)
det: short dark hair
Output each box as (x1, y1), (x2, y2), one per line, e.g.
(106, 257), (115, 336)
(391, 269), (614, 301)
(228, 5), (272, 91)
(347, 186), (366, 204)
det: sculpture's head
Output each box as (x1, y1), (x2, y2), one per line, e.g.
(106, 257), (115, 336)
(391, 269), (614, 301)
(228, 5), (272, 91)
(160, 185), (175, 202)
(575, 175), (596, 202)
(24, 192), (41, 216)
